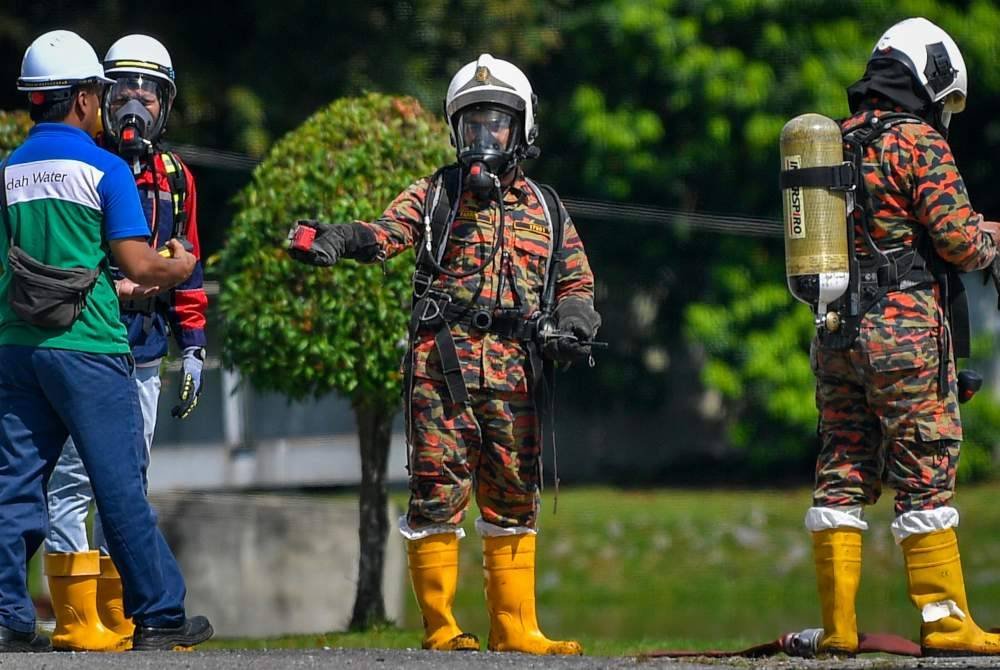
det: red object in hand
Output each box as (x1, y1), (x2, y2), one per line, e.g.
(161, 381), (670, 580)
(291, 224), (317, 251)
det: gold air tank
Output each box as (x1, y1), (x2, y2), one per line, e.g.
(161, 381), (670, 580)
(780, 113), (849, 322)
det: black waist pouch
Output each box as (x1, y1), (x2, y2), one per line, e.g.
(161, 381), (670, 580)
(7, 245), (99, 328)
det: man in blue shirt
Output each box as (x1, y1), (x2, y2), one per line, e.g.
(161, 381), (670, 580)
(0, 30), (212, 652)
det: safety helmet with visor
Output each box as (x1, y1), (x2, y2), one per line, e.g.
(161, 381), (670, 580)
(444, 54), (537, 197)
(868, 17), (967, 129)
(18, 30), (114, 105)
(102, 34), (177, 156)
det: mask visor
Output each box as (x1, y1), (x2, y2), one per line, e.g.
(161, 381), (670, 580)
(457, 106), (518, 157)
(103, 76), (166, 140)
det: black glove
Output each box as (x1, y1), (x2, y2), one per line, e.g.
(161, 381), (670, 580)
(286, 221), (380, 266)
(543, 297), (602, 363)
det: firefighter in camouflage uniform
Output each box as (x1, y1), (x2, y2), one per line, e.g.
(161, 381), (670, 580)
(288, 55), (599, 655)
(806, 18), (1000, 657)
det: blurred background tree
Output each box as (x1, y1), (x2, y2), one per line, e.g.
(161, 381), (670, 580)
(0, 110), (30, 156)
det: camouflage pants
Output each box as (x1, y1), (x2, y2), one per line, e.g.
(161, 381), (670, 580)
(406, 378), (540, 529)
(811, 324), (963, 516)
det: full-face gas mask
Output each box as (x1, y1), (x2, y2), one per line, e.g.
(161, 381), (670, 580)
(454, 104), (521, 199)
(102, 75), (168, 160)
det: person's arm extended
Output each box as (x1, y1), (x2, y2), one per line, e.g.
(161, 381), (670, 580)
(288, 178), (429, 266)
(110, 237), (195, 289)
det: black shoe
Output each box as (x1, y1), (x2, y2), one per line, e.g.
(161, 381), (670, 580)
(0, 625), (51, 652)
(132, 615), (214, 651)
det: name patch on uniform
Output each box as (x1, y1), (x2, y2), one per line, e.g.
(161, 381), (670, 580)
(458, 206), (482, 220)
(513, 221), (549, 236)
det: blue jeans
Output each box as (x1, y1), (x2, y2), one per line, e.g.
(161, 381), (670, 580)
(46, 365), (161, 553)
(0, 346), (185, 632)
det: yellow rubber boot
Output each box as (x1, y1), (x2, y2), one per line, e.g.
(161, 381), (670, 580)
(96, 555), (135, 644)
(407, 535), (479, 651)
(482, 534), (582, 655)
(902, 528), (1000, 656)
(811, 529), (861, 655)
(45, 551), (131, 652)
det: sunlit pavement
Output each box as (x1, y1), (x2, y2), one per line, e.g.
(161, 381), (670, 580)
(2, 649), (1000, 669)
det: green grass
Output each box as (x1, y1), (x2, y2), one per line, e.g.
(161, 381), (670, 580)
(200, 485), (1000, 654)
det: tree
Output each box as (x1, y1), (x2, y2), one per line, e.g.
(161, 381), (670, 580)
(0, 110), (29, 156)
(216, 93), (452, 628)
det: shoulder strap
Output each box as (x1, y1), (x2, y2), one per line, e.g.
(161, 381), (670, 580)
(845, 113), (924, 148)
(418, 164), (461, 270)
(159, 152), (188, 236)
(525, 179), (566, 313)
(844, 114), (926, 256)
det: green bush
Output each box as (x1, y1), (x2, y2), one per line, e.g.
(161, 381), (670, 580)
(684, 241), (818, 475)
(0, 110), (31, 157)
(216, 93), (452, 408)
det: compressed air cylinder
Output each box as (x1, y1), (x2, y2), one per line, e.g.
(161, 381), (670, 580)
(780, 113), (849, 315)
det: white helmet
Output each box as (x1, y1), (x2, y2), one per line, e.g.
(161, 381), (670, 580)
(444, 54), (537, 152)
(102, 34), (177, 149)
(871, 17), (967, 119)
(103, 34), (177, 99)
(18, 30), (113, 95)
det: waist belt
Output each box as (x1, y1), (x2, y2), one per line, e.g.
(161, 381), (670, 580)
(408, 291), (542, 405)
(855, 246), (967, 397)
(439, 303), (537, 340)
(120, 296), (157, 314)
(118, 296), (156, 316)
(859, 248), (936, 292)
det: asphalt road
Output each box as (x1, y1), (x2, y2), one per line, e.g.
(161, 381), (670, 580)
(2, 649), (1000, 670)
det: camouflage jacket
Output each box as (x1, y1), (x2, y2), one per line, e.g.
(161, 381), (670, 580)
(360, 169), (595, 393)
(842, 109), (997, 328)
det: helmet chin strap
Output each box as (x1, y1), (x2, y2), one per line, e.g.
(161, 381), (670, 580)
(927, 102), (951, 138)
(939, 108), (952, 134)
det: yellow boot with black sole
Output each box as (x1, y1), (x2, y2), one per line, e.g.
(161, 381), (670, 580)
(407, 535), (479, 651)
(45, 551), (131, 652)
(811, 528), (862, 656)
(482, 534), (582, 655)
(96, 555), (134, 647)
(903, 528), (1000, 656)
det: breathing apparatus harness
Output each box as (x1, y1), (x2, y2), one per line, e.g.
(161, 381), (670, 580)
(118, 150), (190, 317)
(408, 164), (566, 406)
(781, 112), (970, 393)
(403, 162), (579, 502)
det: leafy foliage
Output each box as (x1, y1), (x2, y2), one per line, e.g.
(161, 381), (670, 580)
(684, 239), (817, 473)
(0, 110), (29, 157)
(216, 93), (451, 411)
(4, 2), (998, 479)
